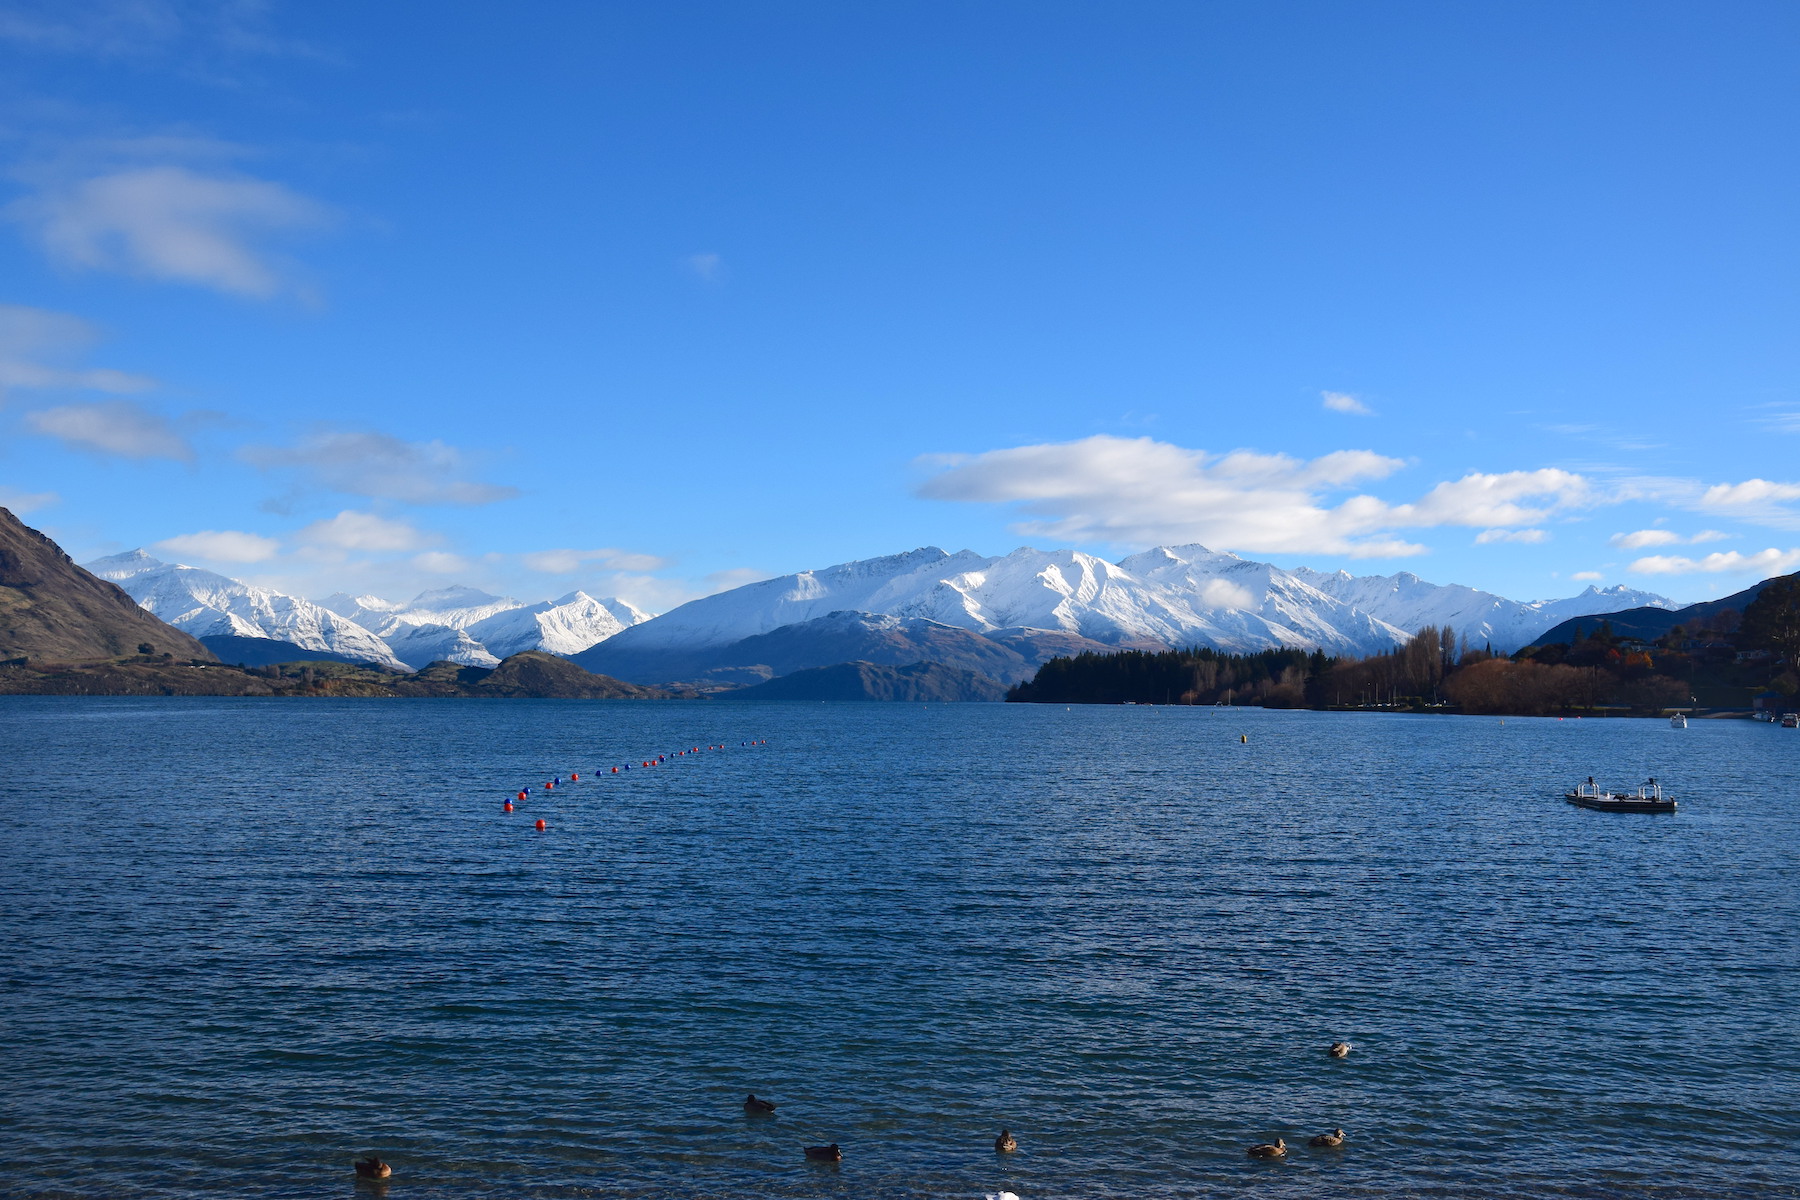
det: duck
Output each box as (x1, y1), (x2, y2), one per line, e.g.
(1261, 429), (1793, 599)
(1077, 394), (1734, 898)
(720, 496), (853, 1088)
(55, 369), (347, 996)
(1328, 1041), (1352, 1058)
(353, 1156), (391, 1179)
(994, 1129), (1018, 1153)
(1246, 1138), (1287, 1159)
(804, 1143), (842, 1162)
(1309, 1129), (1346, 1148)
(743, 1093), (777, 1114)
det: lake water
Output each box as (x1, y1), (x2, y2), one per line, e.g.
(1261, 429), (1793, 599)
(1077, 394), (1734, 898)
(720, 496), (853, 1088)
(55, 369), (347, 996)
(1, 698), (1796, 1199)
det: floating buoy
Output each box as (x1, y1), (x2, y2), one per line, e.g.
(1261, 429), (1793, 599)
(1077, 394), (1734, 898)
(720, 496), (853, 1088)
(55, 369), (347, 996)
(1240, 734), (1248, 744)
(503, 801), (513, 813)
(535, 818), (547, 831)
(571, 773), (579, 781)
(517, 791), (527, 802)
(612, 766), (619, 774)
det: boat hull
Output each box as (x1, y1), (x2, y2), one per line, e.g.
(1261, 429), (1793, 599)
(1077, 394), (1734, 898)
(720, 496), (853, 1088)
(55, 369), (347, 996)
(1565, 794), (1677, 813)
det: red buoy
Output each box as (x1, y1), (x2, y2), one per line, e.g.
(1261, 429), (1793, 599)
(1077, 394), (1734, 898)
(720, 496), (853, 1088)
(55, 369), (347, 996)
(517, 791), (527, 802)
(504, 801), (513, 813)
(535, 818), (547, 831)
(611, 766), (619, 774)
(571, 773), (579, 781)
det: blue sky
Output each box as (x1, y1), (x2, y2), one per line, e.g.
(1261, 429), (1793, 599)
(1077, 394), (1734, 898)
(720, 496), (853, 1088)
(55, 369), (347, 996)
(1, 0), (1796, 610)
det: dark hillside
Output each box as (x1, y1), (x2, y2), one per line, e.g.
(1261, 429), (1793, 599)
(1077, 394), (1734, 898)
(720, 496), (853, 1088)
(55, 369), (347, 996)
(0, 507), (213, 662)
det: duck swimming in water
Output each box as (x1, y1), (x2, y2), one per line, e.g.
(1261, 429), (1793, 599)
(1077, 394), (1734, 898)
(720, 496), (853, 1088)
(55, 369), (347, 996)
(1247, 1139), (1287, 1159)
(744, 1093), (776, 1114)
(353, 1157), (391, 1179)
(1309, 1129), (1346, 1148)
(804, 1143), (842, 1162)
(994, 1129), (1017, 1153)
(1328, 1041), (1351, 1058)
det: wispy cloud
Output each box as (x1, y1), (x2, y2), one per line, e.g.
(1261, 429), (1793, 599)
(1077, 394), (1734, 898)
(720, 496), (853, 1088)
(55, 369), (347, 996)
(154, 528), (280, 563)
(683, 252), (724, 282)
(1610, 528), (1730, 550)
(0, 485), (58, 513)
(24, 399), (192, 459)
(297, 510), (432, 553)
(1474, 528), (1548, 544)
(1630, 548), (1800, 576)
(240, 429), (519, 506)
(11, 163), (330, 298)
(1321, 390), (1372, 416)
(1572, 571), (1604, 581)
(0, 304), (156, 395)
(522, 547), (670, 574)
(0, 1), (333, 69)
(917, 434), (1591, 558)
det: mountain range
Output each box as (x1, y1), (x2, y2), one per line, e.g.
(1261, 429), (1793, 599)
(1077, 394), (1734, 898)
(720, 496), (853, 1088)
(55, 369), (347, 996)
(79, 540), (1675, 688)
(576, 544), (1674, 684)
(85, 552), (651, 671)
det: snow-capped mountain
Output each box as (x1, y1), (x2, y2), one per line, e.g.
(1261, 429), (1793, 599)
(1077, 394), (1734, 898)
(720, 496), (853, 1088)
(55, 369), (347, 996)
(1289, 569), (1679, 652)
(86, 551), (404, 669)
(466, 592), (651, 658)
(319, 585), (653, 666)
(381, 622), (500, 671)
(320, 586), (523, 632)
(596, 544), (1673, 665)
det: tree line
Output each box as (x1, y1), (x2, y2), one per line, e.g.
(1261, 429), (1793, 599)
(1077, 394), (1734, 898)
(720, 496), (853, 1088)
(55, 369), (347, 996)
(1006, 574), (1800, 716)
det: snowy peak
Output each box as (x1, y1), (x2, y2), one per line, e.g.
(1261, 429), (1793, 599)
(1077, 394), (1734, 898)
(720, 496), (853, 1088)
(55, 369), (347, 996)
(604, 543), (1675, 660)
(467, 590), (648, 658)
(85, 552), (404, 669)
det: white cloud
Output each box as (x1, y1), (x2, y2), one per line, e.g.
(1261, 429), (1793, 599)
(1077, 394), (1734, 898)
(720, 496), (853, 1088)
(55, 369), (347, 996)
(1572, 571), (1604, 581)
(0, 304), (157, 395)
(297, 510), (429, 553)
(917, 435), (1590, 558)
(1611, 529), (1681, 549)
(521, 547), (670, 574)
(1610, 528), (1731, 550)
(24, 399), (192, 459)
(0, 485), (58, 513)
(1699, 479), (1800, 509)
(1321, 391), (1372, 416)
(684, 252), (723, 281)
(1197, 579), (1256, 609)
(12, 165), (328, 297)
(240, 430), (518, 506)
(1475, 528), (1548, 544)
(154, 529), (280, 562)
(1630, 548), (1800, 576)
(412, 550), (470, 574)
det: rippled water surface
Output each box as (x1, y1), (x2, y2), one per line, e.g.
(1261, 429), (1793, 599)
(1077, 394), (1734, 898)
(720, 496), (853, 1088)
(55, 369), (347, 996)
(2, 698), (1796, 1199)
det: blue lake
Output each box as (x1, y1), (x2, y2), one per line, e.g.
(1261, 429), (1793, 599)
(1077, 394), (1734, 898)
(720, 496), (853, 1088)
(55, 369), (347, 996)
(1, 697), (1796, 1199)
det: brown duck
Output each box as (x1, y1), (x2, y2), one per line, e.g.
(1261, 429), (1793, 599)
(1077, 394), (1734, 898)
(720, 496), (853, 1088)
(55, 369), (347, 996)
(995, 1129), (1018, 1153)
(1328, 1042), (1351, 1058)
(1246, 1138), (1287, 1159)
(1309, 1129), (1346, 1148)
(353, 1156), (391, 1179)
(744, 1093), (777, 1114)
(804, 1143), (842, 1162)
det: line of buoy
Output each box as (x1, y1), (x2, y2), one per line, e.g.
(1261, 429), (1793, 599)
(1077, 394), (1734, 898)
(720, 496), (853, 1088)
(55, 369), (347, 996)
(502, 739), (770, 822)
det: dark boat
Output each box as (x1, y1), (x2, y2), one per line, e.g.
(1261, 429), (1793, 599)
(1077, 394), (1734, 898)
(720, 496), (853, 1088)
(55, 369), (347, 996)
(1565, 776), (1676, 813)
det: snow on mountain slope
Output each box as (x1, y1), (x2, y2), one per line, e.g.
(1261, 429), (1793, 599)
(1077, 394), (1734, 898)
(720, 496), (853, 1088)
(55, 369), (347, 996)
(610, 547), (994, 650)
(322, 585), (653, 661)
(382, 623), (501, 671)
(86, 552), (404, 669)
(1117, 545), (1412, 655)
(321, 586), (523, 632)
(603, 544), (1674, 661)
(466, 591), (646, 658)
(1289, 569), (1676, 652)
